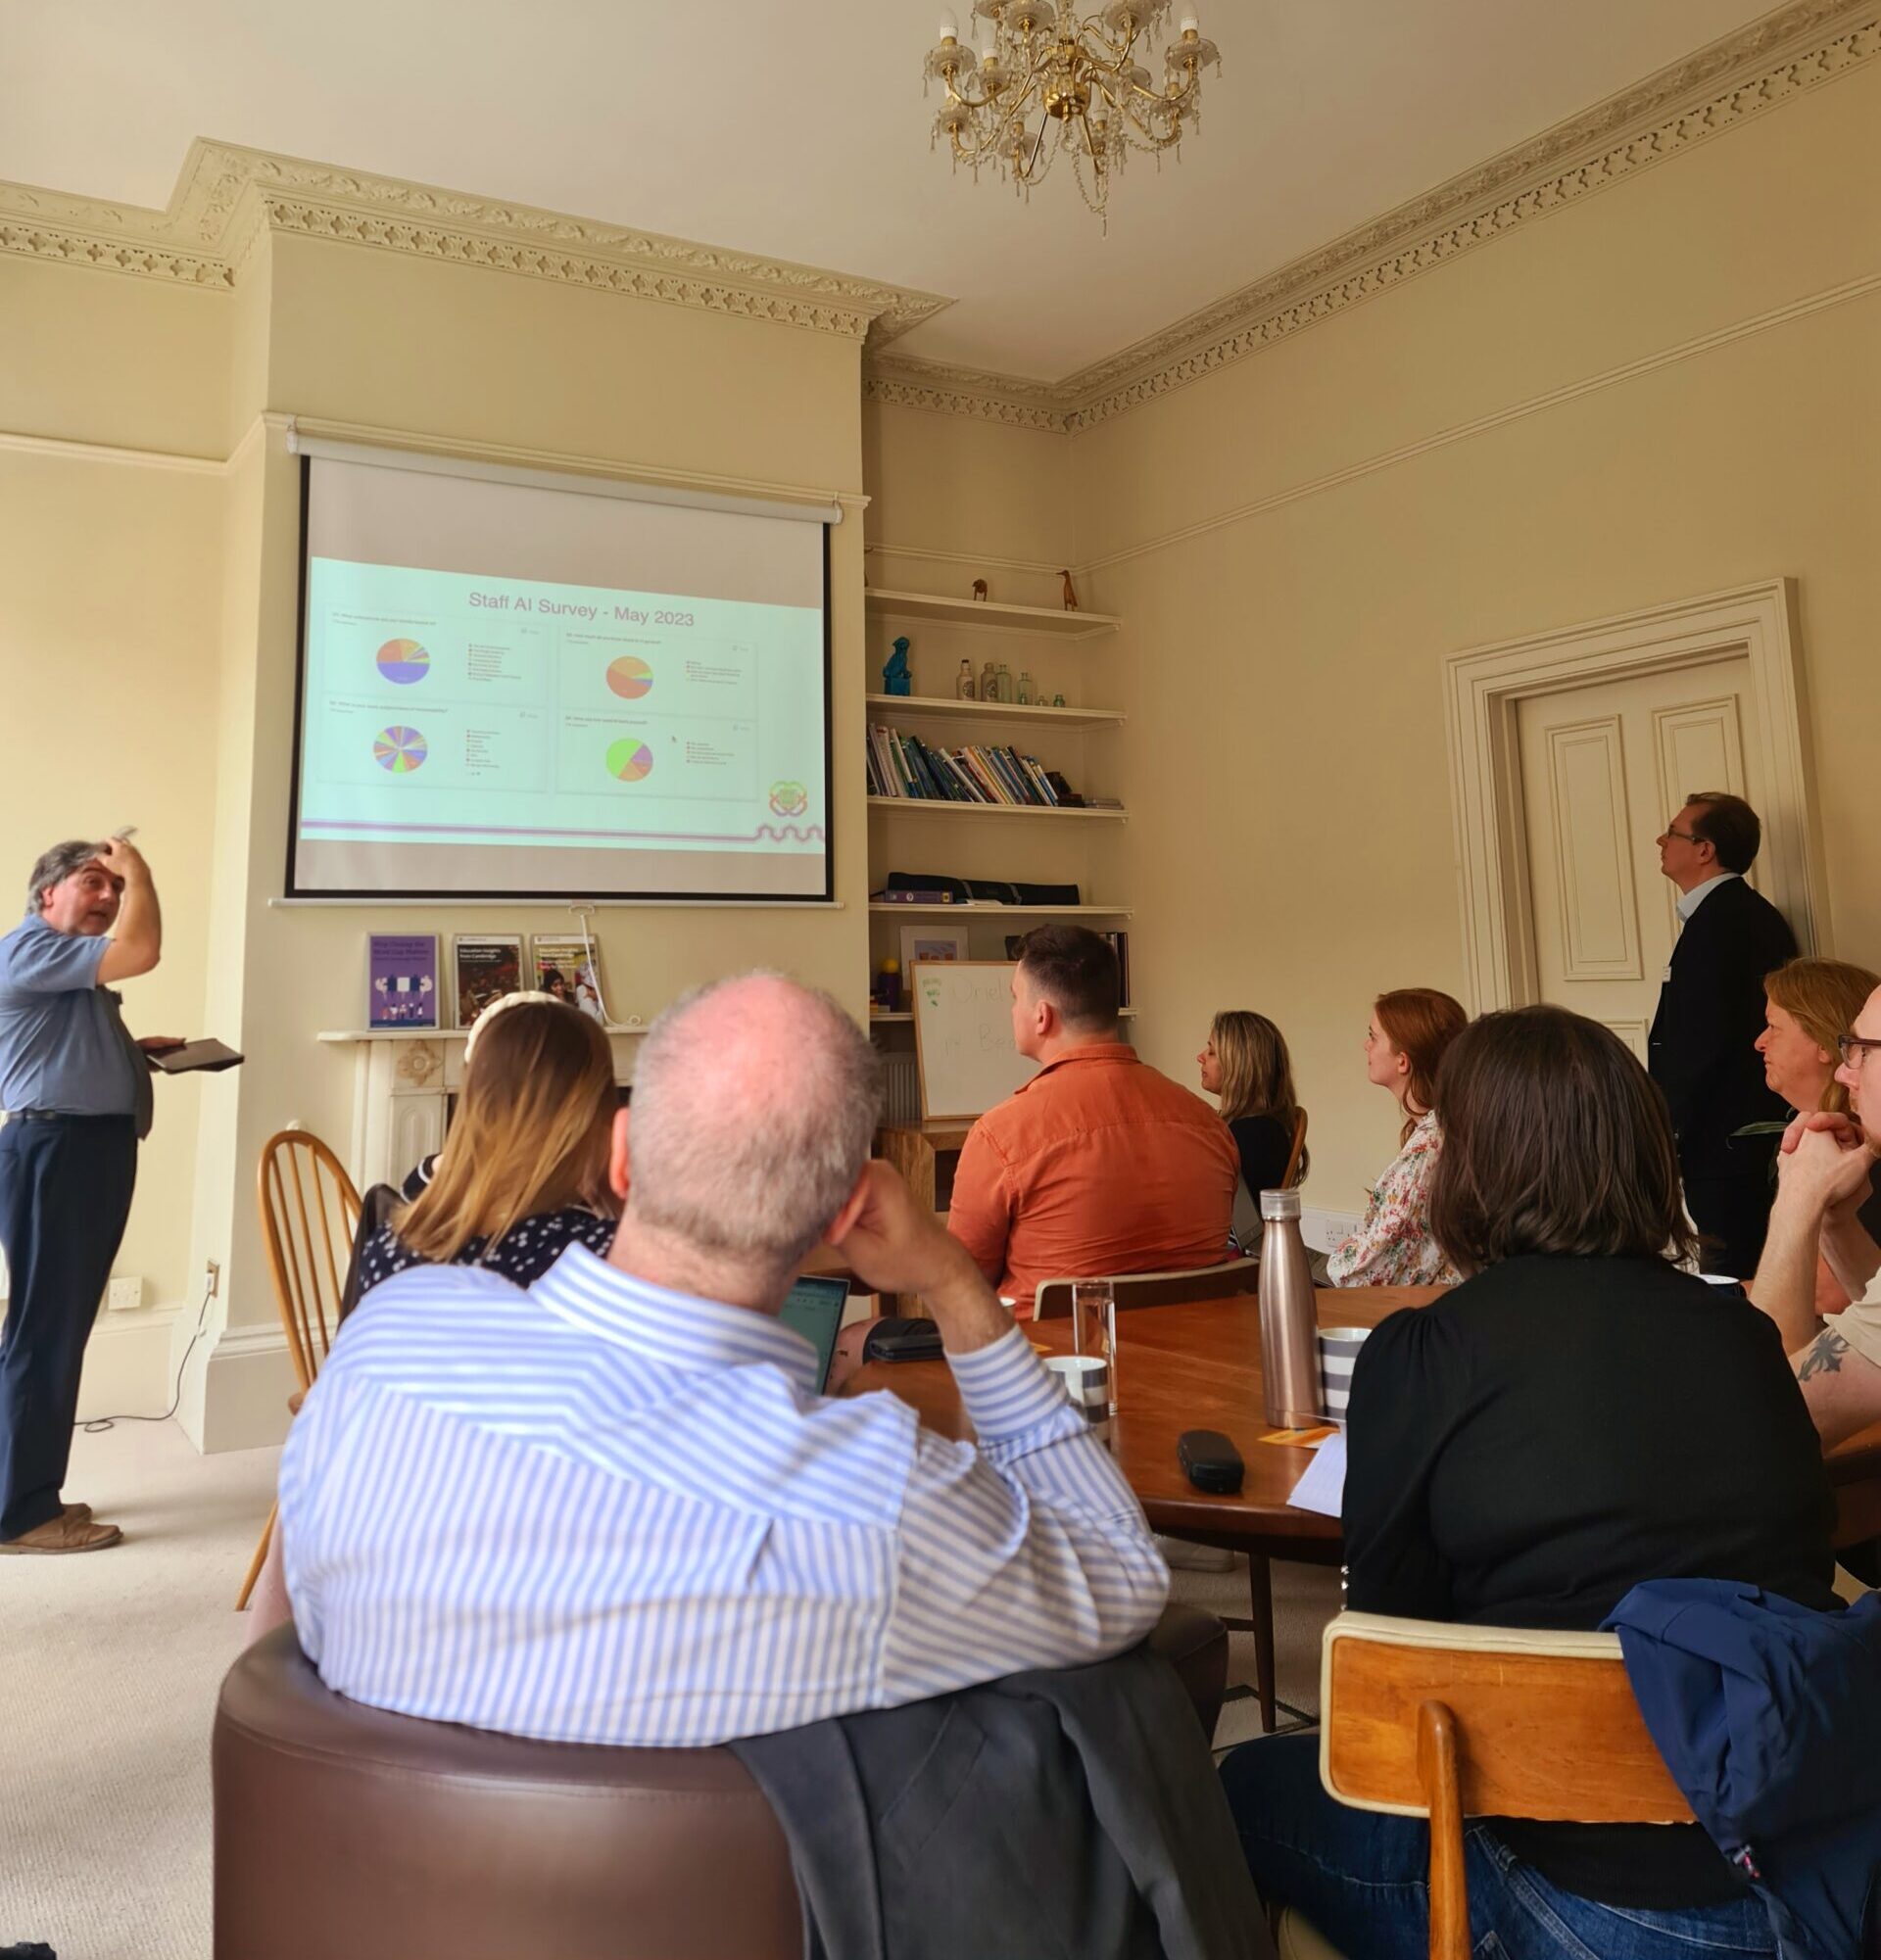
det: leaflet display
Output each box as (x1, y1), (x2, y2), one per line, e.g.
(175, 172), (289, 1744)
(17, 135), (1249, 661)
(290, 454), (832, 899)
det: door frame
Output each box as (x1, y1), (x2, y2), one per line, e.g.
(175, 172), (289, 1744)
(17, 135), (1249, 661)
(1444, 578), (1826, 1012)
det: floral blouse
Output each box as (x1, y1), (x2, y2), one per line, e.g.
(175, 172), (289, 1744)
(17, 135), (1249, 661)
(1326, 1110), (1460, 1288)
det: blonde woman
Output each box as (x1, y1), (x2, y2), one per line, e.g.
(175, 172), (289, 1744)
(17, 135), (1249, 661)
(1198, 1010), (1305, 1248)
(356, 996), (620, 1298)
(1755, 956), (1881, 1312)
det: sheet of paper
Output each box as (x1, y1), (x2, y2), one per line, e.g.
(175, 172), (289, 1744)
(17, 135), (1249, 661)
(1287, 1428), (1346, 1516)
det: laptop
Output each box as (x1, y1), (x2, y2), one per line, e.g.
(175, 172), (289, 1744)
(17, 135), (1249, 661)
(776, 1273), (850, 1394)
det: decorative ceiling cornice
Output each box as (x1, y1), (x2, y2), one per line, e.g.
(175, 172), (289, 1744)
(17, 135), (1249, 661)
(863, 0), (1881, 432)
(864, 355), (1066, 433)
(0, 139), (950, 345)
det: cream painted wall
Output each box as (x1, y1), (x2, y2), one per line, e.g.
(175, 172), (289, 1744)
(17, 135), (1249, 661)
(169, 230), (873, 1444)
(1057, 57), (1881, 1211)
(0, 441), (223, 1412)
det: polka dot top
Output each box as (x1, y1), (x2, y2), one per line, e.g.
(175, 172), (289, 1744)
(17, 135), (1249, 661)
(356, 1205), (619, 1300)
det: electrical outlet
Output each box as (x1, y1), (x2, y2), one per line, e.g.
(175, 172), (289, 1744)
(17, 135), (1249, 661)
(205, 1260), (221, 1298)
(106, 1274), (144, 1313)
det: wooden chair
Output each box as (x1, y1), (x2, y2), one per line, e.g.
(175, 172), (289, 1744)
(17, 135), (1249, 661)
(1032, 1255), (1260, 1321)
(1281, 1107), (1309, 1188)
(235, 1129), (362, 1610)
(1280, 1611), (1693, 1960)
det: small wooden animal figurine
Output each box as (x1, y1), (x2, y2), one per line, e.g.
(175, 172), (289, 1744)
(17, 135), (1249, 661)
(883, 636), (913, 695)
(1060, 569), (1080, 612)
(971, 578), (989, 601)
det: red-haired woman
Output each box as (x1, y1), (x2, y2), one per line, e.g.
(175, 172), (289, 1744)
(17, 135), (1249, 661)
(1326, 987), (1468, 1287)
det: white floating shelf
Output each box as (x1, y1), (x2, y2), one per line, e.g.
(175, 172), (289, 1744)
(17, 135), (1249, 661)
(865, 588), (1119, 639)
(869, 901), (1133, 918)
(865, 693), (1123, 728)
(867, 796), (1125, 821)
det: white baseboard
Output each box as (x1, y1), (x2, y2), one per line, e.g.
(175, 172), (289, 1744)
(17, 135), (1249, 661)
(192, 1322), (296, 1455)
(74, 1309), (183, 1422)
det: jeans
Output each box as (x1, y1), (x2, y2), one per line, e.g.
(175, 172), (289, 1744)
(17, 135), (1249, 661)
(1220, 1735), (1776, 1959)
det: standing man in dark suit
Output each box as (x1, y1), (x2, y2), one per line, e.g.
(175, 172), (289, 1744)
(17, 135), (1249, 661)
(1648, 791), (1796, 1276)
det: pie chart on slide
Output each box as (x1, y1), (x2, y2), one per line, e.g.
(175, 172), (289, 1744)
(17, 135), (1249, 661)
(374, 726), (428, 774)
(606, 739), (654, 784)
(376, 638), (430, 685)
(605, 655), (654, 699)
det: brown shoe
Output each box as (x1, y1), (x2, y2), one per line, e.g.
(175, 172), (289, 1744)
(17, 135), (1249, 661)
(61, 1502), (93, 1524)
(0, 1510), (121, 1554)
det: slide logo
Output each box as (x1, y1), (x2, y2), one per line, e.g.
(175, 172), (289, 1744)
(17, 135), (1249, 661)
(376, 638), (430, 685)
(374, 726), (428, 774)
(768, 781), (809, 817)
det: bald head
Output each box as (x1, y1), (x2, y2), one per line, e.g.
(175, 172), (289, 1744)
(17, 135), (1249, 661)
(624, 973), (882, 1271)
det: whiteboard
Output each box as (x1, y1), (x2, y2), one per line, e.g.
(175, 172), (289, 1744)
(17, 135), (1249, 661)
(911, 962), (1037, 1119)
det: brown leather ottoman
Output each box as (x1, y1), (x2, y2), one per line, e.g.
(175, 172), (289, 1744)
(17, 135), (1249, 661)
(214, 1605), (1228, 1959)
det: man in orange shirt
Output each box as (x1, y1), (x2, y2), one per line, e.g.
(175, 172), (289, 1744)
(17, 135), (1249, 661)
(948, 926), (1240, 1312)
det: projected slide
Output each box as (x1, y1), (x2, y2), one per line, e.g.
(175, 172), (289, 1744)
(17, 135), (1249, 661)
(295, 558), (826, 886)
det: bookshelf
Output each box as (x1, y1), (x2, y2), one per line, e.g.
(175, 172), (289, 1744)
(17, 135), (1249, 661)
(866, 796), (1123, 822)
(866, 567), (1133, 1123)
(864, 588), (1119, 639)
(864, 692), (1124, 729)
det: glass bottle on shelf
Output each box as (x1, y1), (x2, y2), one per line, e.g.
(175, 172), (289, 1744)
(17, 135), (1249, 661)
(1016, 670), (1034, 705)
(955, 659), (976, 699)
(995, 662), (1014, 702)
(980, 659), (998, 701)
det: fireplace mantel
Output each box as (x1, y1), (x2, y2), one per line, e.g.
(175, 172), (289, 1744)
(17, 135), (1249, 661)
(317, 1025), (648, 1192)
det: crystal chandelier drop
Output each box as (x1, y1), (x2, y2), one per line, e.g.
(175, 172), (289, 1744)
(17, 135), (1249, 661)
(925, 1), (1222, 229)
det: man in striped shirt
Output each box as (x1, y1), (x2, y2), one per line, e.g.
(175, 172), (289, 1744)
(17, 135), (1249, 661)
(280, 973), (1169, 1747)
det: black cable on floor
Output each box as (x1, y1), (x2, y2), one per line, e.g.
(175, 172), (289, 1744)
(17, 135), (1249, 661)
(76, 1273), (216, 1433)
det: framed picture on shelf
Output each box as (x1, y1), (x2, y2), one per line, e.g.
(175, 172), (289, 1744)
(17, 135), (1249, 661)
(899, 925), (968, 975)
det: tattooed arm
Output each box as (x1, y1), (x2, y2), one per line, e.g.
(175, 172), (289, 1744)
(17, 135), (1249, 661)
(1794, 1323), (1881, 1448)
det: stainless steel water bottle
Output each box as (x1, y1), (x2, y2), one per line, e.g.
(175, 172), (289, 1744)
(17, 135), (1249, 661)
(1258, 1187), (1322, 1428)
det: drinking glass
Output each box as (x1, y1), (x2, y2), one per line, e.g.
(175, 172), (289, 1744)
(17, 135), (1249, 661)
(1072, 1278), (1118, 1418)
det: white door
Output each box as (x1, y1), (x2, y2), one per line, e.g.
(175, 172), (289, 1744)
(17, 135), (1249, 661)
(1515, 657), (1768, 1060)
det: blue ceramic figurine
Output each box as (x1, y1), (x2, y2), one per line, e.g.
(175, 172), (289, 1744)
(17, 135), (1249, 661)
(883, 636), (913, 695)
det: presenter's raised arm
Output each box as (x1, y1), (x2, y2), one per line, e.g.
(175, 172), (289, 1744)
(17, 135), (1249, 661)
(95, 837), (161, 983)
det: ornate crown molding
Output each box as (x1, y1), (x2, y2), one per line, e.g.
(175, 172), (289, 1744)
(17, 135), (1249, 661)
(864, 354), (1066, 433)
(0, 139), (950, 344)
(862, 0), (1881, 431)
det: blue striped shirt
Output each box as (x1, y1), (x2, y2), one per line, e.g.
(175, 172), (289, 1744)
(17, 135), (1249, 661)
(279, 1243), (1168, 1747)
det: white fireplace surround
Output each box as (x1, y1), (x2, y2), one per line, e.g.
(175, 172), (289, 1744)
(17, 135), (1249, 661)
(316, 1023), (648, 1194)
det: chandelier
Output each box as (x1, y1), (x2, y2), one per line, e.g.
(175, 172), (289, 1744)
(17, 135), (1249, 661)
(925, 1), (1222, 228)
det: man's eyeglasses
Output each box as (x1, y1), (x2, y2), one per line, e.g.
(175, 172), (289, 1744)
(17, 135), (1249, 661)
(1660, 827), (1703, 846)
(1835, 1033), (1881, 1069)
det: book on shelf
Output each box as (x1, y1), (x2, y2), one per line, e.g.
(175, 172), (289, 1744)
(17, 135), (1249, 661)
(454, 933), (523, 1028)
(530, 933), (607, 1023)
(866, 724), (1079, 807)
(367, 932), (439, 1028)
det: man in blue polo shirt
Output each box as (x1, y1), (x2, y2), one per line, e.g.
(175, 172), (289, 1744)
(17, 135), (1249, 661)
(0, 835), (169, 1554)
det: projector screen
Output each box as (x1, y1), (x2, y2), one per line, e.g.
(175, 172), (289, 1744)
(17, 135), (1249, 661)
(287, 451), (833, 900)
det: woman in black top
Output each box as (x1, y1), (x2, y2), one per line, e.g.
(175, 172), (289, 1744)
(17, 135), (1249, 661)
(358, 996), (620, 1301)
(1196, 1011), (1304, 1247)
(1221, 1005), (1834, 1960)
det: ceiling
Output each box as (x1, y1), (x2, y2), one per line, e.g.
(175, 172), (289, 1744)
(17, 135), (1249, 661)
(0, 0), (1785, 381)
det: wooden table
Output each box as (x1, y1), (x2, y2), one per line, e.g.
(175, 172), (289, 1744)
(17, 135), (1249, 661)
(843, 1287), (1881, 1726)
